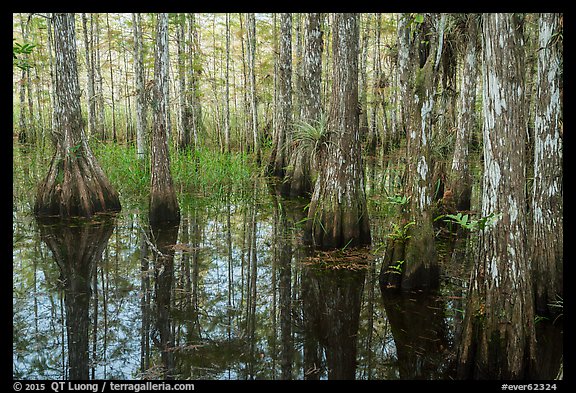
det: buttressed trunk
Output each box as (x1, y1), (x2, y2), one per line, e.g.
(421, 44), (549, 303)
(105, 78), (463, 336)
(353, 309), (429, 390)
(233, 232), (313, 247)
(34, 13), (120, 218)
(305, 13), (371, 249)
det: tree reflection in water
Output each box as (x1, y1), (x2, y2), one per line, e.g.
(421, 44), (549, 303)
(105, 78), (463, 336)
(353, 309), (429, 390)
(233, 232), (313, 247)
(148, 222), (180, 380)
(379, 288), (453, 379)
(301, 262), (366, 380)
(14, 176), (562, 380)
(36, 214), (116, 380)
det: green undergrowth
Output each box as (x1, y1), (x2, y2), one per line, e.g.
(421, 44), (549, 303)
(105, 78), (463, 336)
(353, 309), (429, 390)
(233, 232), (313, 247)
(92, 142), (260, 210)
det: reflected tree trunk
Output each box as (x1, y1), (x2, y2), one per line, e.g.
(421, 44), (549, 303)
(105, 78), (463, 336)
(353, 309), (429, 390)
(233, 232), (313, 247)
(37, 215), (116, 380)
(302, 265), (365, 380)
(139, 223), (151, 375)
(150, 222), (179, 379)
(243, 180), (259, 379)
(300, 264), (322, 379)
(269, 183), (295, 379)
(380, 290), (452, 379)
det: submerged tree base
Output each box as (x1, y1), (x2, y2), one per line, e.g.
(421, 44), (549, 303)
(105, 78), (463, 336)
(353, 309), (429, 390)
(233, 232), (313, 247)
(379, 214), (439, 292)
(34, 148), (121, 218)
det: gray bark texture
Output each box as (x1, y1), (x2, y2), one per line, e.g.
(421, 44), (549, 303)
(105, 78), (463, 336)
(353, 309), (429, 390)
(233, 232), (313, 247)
(34, 13), (121, 218)
(531, 13), (563, 316)
(149, 13), (180, 225)
(457, 13), (536, 379)
(305, 13), (371, 249)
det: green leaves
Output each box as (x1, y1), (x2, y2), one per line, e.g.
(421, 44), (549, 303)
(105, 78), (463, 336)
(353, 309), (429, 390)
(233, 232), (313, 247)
(386, 194), (410, 206)
(386, 260), (405, 275)
(387, 221), (415, 241)
(441, 212), (502, 232)
(13, 40), (36, 71)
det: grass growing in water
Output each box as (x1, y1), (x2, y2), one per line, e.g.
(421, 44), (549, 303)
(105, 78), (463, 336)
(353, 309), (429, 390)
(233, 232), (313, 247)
(172, 147), (258, 201)
(92, 142), (259, 209)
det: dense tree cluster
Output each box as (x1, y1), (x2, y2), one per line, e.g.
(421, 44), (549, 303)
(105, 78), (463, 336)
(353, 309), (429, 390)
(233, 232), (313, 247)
(14, 12), (562, 380)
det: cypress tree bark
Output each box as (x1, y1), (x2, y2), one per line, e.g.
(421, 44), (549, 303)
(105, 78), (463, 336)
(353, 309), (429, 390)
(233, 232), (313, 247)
(283, 13), (323, 198)
(186, 13), (203, 151)
(246, 13), (260, 164)
(34, 13), (121, 218)
(531, 13), (563, 316)
(81, 14), (97, 138)
(457, 13), (536, 379)
(268, 13), (292, 178)
(149, 13), (180, 225)
(132, 12), (148, 162)
(449, 14), (479, 212)
(380, 13), (442, 291)
(304, 13), (371, 249)
(224, 13), (231, 153)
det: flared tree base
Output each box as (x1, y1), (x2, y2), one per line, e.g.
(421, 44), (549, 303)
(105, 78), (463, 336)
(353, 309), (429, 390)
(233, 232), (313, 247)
(34, 149), (121, 218)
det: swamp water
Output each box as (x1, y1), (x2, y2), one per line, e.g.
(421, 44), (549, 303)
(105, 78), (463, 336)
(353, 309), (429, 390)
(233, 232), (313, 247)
(12, 144), (562, 380)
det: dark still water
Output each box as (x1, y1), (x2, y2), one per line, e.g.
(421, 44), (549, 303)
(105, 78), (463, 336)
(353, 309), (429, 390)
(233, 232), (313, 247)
(12, 145), (562, 380)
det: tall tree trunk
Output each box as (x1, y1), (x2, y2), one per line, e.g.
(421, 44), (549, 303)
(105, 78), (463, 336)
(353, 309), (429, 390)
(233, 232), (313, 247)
(46, 14), (56, 142)
(304, 13), (370, 249)
(457, 13), (536, 379)
(149, 13), (180, 225)
(380, 13), (442, 291)
(18, 60), (27, 143)
(366, 12), (382, 155)
(81, 13), (96, 138)
(94, 14), (106, 140)
(186, 13), (202, 152)
(247, 13), (261, 164)
(176, 13), (187, 152)
(106, 14), (117, 142)
(269, 13), (292, 178)
(34, 13), (121, 218)
(531, 13), (563, 316)
(293, 13), (303, 119)
(132, 13), (148, 162)
(122, 36), (133, 145)
(449, 14), (479, 212)
(283, 13), (323, 198)
(224, 13), (231, 153)
(17, 14), (28, 143)
(358, 14), (369, 141)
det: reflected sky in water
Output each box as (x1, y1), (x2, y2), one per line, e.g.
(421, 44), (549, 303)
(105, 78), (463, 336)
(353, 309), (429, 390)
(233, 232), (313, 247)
(13, 147), (561, 380)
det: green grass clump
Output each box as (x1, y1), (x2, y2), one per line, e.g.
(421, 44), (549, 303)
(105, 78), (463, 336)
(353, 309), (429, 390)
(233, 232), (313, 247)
(92, 141), (259, 209)
(172, 148), (258, 199)
(91, 142), (150, 208)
